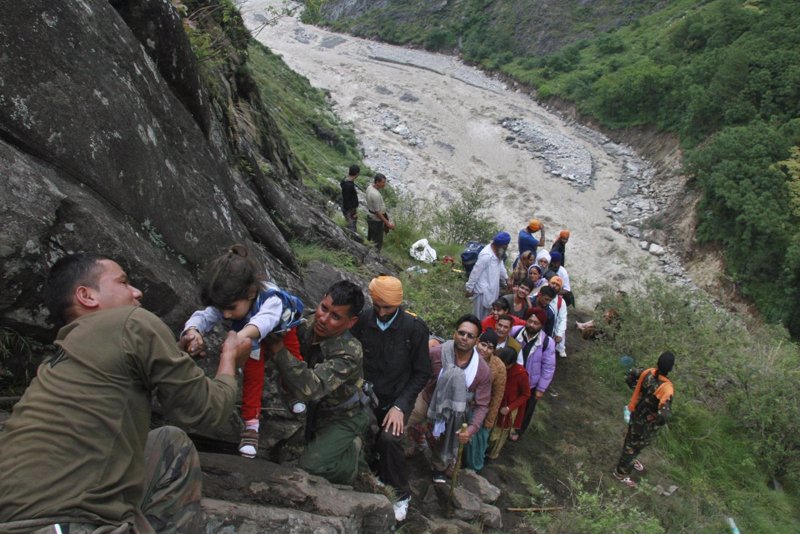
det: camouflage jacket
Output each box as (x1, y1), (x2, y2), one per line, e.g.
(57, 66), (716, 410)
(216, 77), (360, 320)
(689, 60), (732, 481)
(628, 367), (674, 430)
(273, 321), (363, 413)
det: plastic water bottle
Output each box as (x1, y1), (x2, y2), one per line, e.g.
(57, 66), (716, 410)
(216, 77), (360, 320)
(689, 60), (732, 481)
(726, 517), (740, 534)
(623, 406), (631, 424)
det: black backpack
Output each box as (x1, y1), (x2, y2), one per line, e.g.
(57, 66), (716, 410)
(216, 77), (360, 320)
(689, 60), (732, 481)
(460, 242), (484, 275)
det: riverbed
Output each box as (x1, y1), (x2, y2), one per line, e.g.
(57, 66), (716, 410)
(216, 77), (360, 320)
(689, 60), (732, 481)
(241, 0), (675, 303)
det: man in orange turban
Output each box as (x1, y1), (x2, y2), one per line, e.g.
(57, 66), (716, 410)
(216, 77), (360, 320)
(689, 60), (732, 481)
(518, 218), (546, 258)
(551, 229), (570, 267)
(368, 275), (404, 308)
(351, 275), (431, 522)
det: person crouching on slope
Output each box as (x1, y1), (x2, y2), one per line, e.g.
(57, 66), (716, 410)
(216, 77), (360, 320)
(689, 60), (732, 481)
(180, 244), (305, 459)
(613, 351), (675, 487)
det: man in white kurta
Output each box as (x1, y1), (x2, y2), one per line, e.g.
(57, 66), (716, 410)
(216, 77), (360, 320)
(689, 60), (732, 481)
(465, 232), (510, 319)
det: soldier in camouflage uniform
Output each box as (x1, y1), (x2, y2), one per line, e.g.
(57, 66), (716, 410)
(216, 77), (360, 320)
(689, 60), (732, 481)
(613, 351), (675, 488)
(20, 426), (205, 534)
(268, 280), (369, 485)
(0, 254), (251, 534)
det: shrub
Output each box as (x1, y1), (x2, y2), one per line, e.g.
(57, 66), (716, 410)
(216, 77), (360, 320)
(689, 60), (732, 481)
(423, 28), (454, 51)
(429, 180), (498, 244)
(530, 471), (664, 534)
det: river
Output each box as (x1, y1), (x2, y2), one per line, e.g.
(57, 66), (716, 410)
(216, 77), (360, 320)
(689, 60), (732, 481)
(240, 0), (679, 303)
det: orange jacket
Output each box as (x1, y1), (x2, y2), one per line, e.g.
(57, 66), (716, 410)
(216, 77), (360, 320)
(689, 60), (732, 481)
(627, 368), (674, 413)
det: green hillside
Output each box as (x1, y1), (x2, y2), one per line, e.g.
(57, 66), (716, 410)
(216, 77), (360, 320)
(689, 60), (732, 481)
(248, 41), (362, 196)
(312, 0), (800, 338)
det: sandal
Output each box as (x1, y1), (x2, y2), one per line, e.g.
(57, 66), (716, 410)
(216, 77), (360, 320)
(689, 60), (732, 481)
(509, 430), (520, 442)
(612, 470), (637, 488)
(238, 429), (259, 459)
(633, 460), (645, 472)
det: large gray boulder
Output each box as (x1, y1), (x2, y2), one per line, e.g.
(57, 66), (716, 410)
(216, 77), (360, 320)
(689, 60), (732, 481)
(0, 0), (389, 340)
(200, 453), (395, 533)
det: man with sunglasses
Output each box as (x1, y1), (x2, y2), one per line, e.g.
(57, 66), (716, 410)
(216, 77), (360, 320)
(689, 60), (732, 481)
(410, 314), (492, 483)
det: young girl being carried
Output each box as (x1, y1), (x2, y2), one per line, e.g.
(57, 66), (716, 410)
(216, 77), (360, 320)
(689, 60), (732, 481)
(180, 244), (305, 459)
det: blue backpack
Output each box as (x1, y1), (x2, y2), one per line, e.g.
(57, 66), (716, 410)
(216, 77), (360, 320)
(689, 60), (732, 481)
(264, 288), (305, 333)
(460, 242), (484, 275)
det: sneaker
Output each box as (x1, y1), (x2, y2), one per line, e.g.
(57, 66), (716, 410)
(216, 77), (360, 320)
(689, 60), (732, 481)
(393, 496), (410, 522)
(612, 470), (637, 488)
(559, 350), (568, 358)
(238, 429), (259, 459)
(432, 470), (447, 484)
(291, 401), (307, 414)
(632, 459), (645, 472)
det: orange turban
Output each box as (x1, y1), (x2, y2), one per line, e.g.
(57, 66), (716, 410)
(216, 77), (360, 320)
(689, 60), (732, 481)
(528, 219), (541, 231)
(369, 276), (403, 306)
(549, 276), (563, 291)
(559, 230), (570, 239)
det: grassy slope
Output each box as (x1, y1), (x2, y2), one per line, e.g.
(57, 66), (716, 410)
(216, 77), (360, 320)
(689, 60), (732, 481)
(247, 41), (362, 196)
(304, 3), (800, 531)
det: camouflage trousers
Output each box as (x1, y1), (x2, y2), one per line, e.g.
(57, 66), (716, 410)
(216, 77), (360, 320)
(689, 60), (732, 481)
(615, 420), (656, 476)
(20, 426), (202, 534)
(299, 410), (370, 485)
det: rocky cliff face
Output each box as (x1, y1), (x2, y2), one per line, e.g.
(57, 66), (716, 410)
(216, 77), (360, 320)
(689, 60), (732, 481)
(0, 0), (384, 341)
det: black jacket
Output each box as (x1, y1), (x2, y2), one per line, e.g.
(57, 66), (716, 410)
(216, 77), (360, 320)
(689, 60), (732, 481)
(340, 179), (358, 211)
(350, 308), (431, 415)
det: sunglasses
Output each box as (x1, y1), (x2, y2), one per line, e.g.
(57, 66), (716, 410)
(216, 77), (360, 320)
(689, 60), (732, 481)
(456, 330), (477, 339)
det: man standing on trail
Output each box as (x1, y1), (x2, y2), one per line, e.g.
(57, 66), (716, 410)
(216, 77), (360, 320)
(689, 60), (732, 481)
(466, 231), (510, 319)
(513, 306), (556, 439)
(366, 173), (394, 250)
(0, 253), (251, 533)
(413, 315), (492, 484)
(494, 314), (522, 354)
(613, 352), (675, 488)
(550, 229), (570, 267)
(341, 164), (360, 232)
(518, 218), (545, 258)
(267, 281), (369, 486)
(350, 275), (430, 522)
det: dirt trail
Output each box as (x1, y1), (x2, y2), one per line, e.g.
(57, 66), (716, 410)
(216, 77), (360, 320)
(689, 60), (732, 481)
(240, 0), (677, 306)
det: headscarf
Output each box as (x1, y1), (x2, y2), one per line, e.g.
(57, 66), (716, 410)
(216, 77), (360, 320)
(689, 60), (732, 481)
(549, 276), (563, 292)
(368, 275), (403, 306)
(528, 265), (543, 276)
(528, 219), (541, 232)
(492, 231), (511, 246)
(559, 230), (570, 240)
(512, 250), (535, 284)
(535, 249), (551, 268)
(549, 251), (563, 264)
(528, 306), (547, 326)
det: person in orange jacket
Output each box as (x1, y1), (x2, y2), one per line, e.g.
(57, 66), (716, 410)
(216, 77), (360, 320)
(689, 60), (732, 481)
(613, 351), (675, 488)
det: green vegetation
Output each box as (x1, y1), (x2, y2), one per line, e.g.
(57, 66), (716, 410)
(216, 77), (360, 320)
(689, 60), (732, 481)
(247, 42), (362, 192)
(182, 0), (251, 80)
(370, 181), (499, 335)
(313, 0), (800, 337)
(584, 280), (800, 531)
(291, 240), (367, 277)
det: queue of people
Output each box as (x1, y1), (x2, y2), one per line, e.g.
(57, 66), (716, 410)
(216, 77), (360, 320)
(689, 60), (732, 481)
(0, 203), (674, 531)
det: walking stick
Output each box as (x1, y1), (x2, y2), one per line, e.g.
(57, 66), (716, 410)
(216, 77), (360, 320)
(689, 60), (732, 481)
(448, 423), (469, 517)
